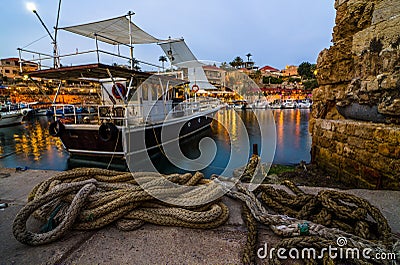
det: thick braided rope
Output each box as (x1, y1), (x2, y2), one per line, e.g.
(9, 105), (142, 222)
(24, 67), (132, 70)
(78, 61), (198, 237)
(241, 204), (258, 265)
(13, 179), (97, 246)
(14, 170), (229, 245)
(215, 179), (395, 264)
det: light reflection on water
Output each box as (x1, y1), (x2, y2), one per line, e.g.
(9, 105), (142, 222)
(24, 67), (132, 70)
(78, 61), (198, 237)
(0, 109), (311, 172)
(0, 116), (68, 170)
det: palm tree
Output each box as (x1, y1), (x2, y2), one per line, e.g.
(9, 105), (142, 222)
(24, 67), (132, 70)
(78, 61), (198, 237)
(159, 55), (168, 71)
(246, 53), (252, 62)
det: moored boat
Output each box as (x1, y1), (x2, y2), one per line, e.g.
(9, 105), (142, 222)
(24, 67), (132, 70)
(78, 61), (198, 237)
(21, 13), (225, 165)
(297, 99), (312, 109)
(251, 99), (269, 109)
(0, 103), (30, 127)
(281, 99), (297, 109)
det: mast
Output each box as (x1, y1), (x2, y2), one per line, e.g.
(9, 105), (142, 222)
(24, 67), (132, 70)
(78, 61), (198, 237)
(53, 0), (62, 68)
(127, 11), (135, 70)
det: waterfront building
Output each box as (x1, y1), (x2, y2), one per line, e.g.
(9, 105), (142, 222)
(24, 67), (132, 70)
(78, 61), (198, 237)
(281, 65), (299, 77)
(0, 58), (38, 81)
(259, 65), (281, 77)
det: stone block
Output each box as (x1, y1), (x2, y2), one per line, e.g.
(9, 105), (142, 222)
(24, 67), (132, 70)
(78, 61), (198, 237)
(394, 146), (400, 159)
(388, 159), (400, 174)
(335, 141), (345, 155)
(356, 148), (373, 166)
(364, 140), (377, 152)
(378, 143), (393, 157)
(373, 127), (386, 142)
(388, 129), (400, 145)
(380, 175), (400, 190)
(342, 172), (376, 189)
(347, 136), (366, 148)
(343, 144), (355, 158)
(320, 120), (333, 131)
(335, 121), (347, 134)
(346, 122), (359, 136)
(372, 0), (400, 25)
(323, 130), (335, 140)
(370, 154), (393, 175)
(354, 127), (375, 140)
(366, 78), (380, 92)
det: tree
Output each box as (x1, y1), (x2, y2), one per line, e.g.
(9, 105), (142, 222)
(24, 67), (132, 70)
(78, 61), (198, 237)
(246, 53), (252, 62)
(219, 62), (231, 70)
(229, 56), (244, 69)
(159, 55), (168, 71)
(263, 76), (283, 84)
(297, 62), (316, 80)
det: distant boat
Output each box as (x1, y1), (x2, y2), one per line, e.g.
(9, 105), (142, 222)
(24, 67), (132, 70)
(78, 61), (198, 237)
(297, 99), (312, 109)
(0, 103), (31, 127)
(269, 100), (282, 109)
(230, 100), (247, 110)
(281, 99), (297, 109)
(251, 99), (269, 109)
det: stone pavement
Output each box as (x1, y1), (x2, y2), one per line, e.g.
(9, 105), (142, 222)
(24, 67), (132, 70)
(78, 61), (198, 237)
(1, 168), (399, 264)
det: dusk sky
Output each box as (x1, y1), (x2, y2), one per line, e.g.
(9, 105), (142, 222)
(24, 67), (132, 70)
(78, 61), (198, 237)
(1, 0), (336, 71)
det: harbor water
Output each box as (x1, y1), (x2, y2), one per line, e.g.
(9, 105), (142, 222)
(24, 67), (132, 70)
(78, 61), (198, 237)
(0, 109), (311, 176)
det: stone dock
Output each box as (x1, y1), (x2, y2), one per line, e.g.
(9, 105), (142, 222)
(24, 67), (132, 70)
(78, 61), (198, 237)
(1, 168), (399, 265)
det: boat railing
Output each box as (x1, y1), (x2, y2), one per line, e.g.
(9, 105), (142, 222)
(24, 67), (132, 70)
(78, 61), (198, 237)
(18, 48), (162, 71)
(52, 103), (143, 126)
(52, 98), (223, 126)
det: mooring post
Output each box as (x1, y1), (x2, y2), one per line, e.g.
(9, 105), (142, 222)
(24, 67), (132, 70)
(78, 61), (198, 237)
(253, 143), (258, 156)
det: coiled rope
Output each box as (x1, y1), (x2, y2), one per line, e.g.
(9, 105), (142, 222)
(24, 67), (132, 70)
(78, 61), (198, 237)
(13, 168), (229, 246)
(214, 176), (399, 265)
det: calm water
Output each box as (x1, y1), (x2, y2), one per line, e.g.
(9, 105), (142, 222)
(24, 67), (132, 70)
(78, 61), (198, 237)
(0, 109), (311, 176)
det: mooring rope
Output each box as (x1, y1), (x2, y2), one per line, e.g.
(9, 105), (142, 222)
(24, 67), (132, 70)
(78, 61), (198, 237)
(12, 165), (399, 264)
(13, 168), (229, 246)
(214, 177), (399, 265)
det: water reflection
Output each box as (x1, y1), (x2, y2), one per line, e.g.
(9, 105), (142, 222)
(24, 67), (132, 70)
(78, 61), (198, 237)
(0, 109), (311, 172)
(272, 109), (311, 164)
(0, 116), (68, 170)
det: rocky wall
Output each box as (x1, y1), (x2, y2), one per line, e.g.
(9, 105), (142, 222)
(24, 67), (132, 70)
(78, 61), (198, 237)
(311, 0), (400, 189)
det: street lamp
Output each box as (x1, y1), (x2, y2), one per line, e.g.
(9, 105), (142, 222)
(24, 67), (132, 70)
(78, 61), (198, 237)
(26, 2), (61, 68)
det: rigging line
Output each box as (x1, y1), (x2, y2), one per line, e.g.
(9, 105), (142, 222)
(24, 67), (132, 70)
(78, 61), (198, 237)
(107, 122), (121, 170)
(22, 33), (51, 49)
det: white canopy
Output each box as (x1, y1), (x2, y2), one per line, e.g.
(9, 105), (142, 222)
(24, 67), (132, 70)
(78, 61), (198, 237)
(61, 16), (164, 45)
(159, 39), (216, 90)
(159, 39), (198, 66)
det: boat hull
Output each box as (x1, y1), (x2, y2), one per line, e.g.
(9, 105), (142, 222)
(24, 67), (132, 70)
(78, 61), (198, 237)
(0, 112), (24, 127)
(59, 109), (217, 159)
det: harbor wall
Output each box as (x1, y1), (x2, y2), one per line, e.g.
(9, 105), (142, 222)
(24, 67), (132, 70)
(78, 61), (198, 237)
(310, 0), (400, 189)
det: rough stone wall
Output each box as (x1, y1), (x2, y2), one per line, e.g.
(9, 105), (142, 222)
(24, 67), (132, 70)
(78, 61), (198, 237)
(311, 0), (400, 189)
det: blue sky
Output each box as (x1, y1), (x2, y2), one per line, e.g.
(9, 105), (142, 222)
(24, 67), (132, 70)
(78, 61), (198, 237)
(1, 0), (335, 71)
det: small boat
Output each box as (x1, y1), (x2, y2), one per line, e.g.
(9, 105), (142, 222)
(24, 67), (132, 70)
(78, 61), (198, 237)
(230, 100), (247, 110)
(281, 99), (297, 109)
(297, 99), (312, 109)
(269, 100), (282, 109)
(251, 99), (269, 109)
(0, 103), (31, 127)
